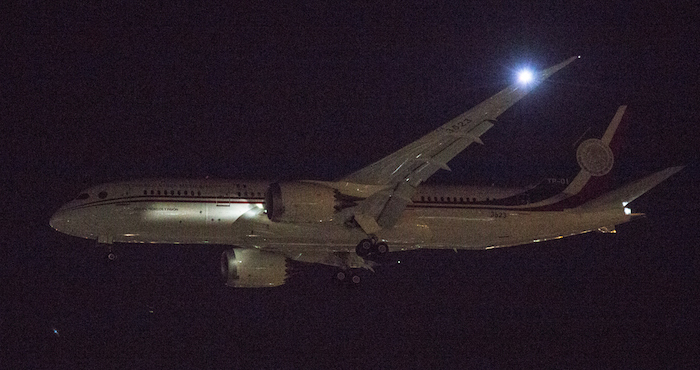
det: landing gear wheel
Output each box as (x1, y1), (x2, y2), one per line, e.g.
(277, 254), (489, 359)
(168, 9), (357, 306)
(356, 239), (374, 257)
(334, 271), (361, 286)
(335, 271), (347, 281)
(106, 244), (117, 261)
(355, 238), (390, 260)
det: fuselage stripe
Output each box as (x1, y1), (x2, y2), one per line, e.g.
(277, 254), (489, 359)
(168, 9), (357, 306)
(62, 196), (265, 212)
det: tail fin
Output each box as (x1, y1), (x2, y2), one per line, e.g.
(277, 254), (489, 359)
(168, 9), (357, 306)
(577, 166), (684, 211)
(515, 105), (630, 210)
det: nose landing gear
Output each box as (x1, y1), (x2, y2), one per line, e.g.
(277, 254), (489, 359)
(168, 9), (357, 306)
(97, 236), (117, 261)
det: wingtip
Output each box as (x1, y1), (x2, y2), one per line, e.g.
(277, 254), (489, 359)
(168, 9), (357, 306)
(668, 165), (686, 176)
(539, 55), (579, 80)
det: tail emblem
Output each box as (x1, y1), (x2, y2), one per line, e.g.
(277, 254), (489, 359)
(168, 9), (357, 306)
(576, 138), (614, 177)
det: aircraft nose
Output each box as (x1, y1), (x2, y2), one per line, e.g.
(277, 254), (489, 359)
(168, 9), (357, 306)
(50, 209), (82, 236)
(49, 210), (67, 232)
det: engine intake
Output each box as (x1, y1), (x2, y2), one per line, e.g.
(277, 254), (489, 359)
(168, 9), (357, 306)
(265, 182), (337, 223)
(220, 249), (288, 288)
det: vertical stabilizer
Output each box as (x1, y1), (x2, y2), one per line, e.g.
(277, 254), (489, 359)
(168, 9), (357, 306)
(515, 105), (630, 210)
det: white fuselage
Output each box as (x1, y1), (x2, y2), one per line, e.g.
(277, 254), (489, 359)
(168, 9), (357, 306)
(50, 179), (631, 253)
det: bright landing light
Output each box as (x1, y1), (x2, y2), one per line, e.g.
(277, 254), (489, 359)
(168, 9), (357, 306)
(518, 69), (534, 84)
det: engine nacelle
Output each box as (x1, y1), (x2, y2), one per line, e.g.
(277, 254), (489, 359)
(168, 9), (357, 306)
(220, 249), (288, 288)
(265, 182), (337, 223)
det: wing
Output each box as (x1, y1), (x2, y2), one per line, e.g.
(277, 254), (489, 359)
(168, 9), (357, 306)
(341, 56), (579, 234)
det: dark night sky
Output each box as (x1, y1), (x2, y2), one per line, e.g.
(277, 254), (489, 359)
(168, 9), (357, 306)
(3, 1), (700, 368)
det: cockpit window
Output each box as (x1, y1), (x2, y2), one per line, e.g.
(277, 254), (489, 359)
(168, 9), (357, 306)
(98, 191), (108, 199)
(76, 193), (89, 200)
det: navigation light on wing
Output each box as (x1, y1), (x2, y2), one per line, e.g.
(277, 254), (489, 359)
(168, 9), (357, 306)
(518, 69), (534, 84)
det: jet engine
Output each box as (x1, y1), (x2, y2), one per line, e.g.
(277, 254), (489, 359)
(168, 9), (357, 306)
(220, 249), (288, 288)
(265, 182), (337, 223)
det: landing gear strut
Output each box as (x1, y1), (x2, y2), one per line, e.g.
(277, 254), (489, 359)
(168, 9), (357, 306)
(98, 242), (117, 261)
(107, 243), (118, 260)
(97, 236), (117, 261)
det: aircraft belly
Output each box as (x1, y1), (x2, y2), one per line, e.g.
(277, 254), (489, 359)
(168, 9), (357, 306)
(398, 207), (511, 249)
(104, 201), (629, 251)
(395, 207), (631, 250)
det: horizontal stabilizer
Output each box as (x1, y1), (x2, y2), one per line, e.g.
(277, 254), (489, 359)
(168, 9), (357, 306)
(578, 166), (684, 211)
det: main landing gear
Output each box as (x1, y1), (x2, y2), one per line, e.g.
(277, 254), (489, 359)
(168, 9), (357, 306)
(332, 239), (389, 286)
(355, 238), (389, 258)
(335, 270), (362, 285)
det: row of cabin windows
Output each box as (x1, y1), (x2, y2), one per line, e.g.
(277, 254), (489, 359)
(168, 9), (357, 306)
(76, 191), (108, 200)
(232, 191), (263, 198)
(145, 190), (202, 196)
(420, 196), (492, 203)
(143, 189), (263, 198)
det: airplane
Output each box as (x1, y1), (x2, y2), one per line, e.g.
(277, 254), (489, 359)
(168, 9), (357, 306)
(49, 56), (683, 287)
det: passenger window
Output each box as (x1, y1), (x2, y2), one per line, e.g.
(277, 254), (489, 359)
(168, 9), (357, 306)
(170, 190), (174, 195)
(98, 191), (107, 199)
(76, 193), (89, 200)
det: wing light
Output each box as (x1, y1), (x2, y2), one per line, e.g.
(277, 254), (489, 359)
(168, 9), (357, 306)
(517, 69), (534, 84)
(623, 201), (631, 215)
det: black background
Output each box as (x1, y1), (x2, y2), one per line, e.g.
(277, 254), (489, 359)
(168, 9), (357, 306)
(3, 1), (699, 368)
